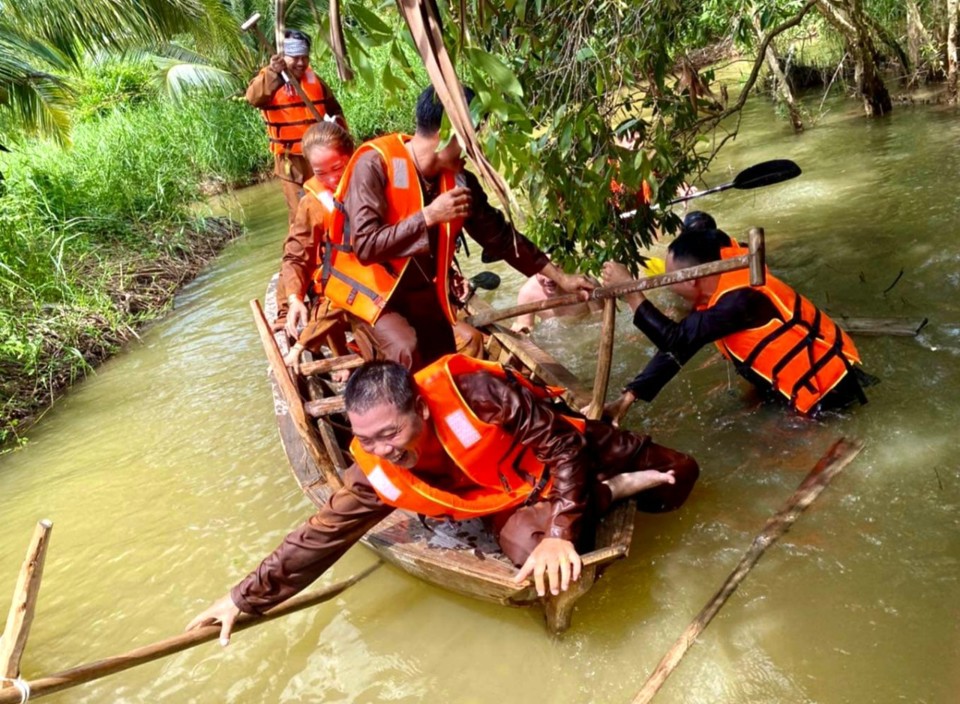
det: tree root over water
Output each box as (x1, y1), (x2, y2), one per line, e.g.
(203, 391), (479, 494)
(1, 217), (242, 449)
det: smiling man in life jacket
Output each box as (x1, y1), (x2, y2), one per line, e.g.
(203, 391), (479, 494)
(600, 228), (871, 425)
(245, 29), (345, 225)
(185, 354), (699, 644)
(320, 85), (595, 371)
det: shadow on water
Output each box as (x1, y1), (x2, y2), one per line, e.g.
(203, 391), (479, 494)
(1, 95), (959, 703)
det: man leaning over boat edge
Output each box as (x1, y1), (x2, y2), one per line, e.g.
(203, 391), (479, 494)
(185, 354), (699, 644)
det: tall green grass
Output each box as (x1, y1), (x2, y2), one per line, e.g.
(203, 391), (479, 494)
(0, 45), (429, 446)
(0, 83), (267, 445)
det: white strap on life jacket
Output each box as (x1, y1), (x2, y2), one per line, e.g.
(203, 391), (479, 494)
(443, 409), (481, 449)
(392, 157), (411, 190)
(367, 464), (402, 502)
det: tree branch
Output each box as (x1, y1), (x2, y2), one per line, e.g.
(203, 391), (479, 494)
(689, 0), (818, 131)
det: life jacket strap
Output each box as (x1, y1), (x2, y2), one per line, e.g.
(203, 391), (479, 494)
(327, 268), (386, 310)
(266, 118), (317, 129)
(789, 320), (854, 404)
(741, 292), (803, 370)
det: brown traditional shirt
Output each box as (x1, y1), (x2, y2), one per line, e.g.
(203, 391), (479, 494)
(279, 189), (328, 300)
(342, 150), (549, 299)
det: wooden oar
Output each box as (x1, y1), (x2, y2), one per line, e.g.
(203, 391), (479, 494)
(0, 562), (382, 704)
(621, 159), (802, 218)
(631, 438), (864, 704)
(466, 230), (765, 329)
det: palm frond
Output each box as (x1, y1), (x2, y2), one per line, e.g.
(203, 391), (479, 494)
(0, 27), (74, 144)
(153, 57), (243, 102)
(6, 0), (245, 65)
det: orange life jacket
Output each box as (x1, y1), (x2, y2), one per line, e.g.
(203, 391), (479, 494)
(259, 68), (327, 157)
(703, 246), (862, 414)
(350, 354), (586, 521)
(303, 177), (338, 296)
(320, 133), (464, 325)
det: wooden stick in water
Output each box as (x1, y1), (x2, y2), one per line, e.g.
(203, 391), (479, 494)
(466, 233), (763, 329)
(585, 298), (618, 420)
(836, 316), (928, 337)
(0, 562), (382, 704)
(1, 520), (53, 687)
(630, 438), (864, 704)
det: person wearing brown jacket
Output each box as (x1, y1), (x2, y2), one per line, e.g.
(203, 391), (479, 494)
(245, 29), (345, 224)
(328, 86), (596, 371)
(274, 121), (354, 374)
(185, 355), (699, 643)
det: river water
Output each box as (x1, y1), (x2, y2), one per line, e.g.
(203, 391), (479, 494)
(1, 94), (958, 703)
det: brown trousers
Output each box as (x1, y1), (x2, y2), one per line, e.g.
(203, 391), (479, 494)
(490, 432), (699, 567)
(351, 288), (457, 372)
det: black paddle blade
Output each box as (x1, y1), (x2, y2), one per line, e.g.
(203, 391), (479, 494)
(469, 271), (501, 291)
(733, 159), (802, 190)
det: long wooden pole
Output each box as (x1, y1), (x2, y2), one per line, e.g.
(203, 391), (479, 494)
(585, 299), (618, 420)
(0, 562), (382, 704)
(466, 233), (763, 329)
(631, 438), (864, 704)
(251, 299), (343, 488)
(0, 520), (53, 687)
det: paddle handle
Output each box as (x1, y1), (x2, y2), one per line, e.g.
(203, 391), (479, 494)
(0, 562), (382, 704)
(1, 521), (52, 684)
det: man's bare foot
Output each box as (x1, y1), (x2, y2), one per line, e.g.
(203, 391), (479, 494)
(604, 469), (676, 502)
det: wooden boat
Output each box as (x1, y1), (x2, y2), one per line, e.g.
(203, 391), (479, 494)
(252, 277), (635, 634)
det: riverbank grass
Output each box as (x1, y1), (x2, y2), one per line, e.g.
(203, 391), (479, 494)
(0, 89), (265, 447)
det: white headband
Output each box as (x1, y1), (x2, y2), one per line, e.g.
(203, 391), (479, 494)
(283, 38), (310, 57)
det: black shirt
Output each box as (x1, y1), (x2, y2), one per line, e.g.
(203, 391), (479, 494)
(624, 289), (867, 411)
(625, 289), (778, 401)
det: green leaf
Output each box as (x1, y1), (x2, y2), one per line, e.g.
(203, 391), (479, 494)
(463, 47), (523, 99)
(348, 1), (394, 42)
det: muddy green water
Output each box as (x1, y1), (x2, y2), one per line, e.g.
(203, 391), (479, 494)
(2, 96), (959, 703)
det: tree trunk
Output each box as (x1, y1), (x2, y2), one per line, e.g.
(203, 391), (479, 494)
(906, 1), (930, 86)
(815, 0), (892, 115)
(752, 9), (803, 131)
(947, 0), (959, 100)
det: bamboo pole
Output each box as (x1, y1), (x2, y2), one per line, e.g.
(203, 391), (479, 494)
(836, 317), (928, 337)
(585, 299), (618, 420)
(466, 233), (763, 328)
(631, 438), (864, 704)
(0, 562), (382, 704)
(250, 299), (343, 488)
(1, 520), (53, 688)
